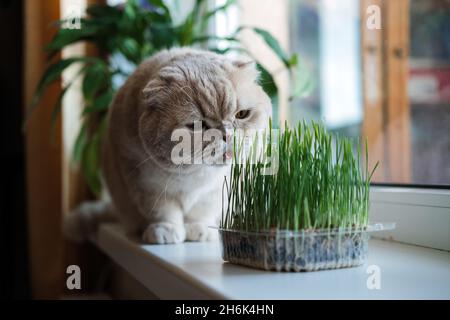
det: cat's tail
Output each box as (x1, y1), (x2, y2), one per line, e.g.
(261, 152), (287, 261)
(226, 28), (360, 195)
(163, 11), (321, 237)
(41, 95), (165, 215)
(63, 200), (117, 242)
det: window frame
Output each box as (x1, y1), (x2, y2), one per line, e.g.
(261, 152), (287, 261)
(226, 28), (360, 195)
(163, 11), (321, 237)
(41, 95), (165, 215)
(370, 186), (450, 251)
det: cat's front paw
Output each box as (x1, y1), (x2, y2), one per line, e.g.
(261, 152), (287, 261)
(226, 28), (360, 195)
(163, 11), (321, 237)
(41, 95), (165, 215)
(142, 222), (186, 244)
(185, 222), (218, 242)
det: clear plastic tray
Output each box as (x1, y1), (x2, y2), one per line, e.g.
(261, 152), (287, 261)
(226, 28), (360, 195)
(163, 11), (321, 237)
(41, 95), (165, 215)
(217, 223), (396, 272)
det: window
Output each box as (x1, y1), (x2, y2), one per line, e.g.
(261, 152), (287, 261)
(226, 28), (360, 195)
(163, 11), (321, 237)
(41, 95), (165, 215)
(225, 0), (450, 187)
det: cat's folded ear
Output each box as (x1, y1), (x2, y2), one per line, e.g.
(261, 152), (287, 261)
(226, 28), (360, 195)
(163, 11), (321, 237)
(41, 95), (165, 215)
(142, 79), (163, 104)
(143, 66), (184, 106)
(231, 59), (259, 82)
(158, 66), (185, 84)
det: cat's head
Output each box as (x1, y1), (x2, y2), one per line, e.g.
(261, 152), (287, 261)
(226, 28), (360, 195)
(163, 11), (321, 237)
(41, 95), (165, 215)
(138, 49), (272, 172)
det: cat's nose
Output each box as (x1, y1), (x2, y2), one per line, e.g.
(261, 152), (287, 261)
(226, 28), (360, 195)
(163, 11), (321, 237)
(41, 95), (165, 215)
(221, 122), (233, 142)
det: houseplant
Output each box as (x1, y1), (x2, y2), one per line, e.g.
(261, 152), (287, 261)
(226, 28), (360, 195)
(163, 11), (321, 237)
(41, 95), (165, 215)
(219, 121), (393, 272)
(30, 0), (310, 196)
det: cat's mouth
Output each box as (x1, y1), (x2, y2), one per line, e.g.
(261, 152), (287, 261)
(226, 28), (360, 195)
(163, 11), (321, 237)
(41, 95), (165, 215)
(201, 141), (230, 166)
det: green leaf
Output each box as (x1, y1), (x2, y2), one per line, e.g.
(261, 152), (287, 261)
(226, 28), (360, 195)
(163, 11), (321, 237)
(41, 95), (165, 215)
(239, 26), (291, 68)
(199, 0), (237, 32)
(82, 62), (109, 99)
(256, 63), (278, 107)
(50, 84), (71, 134)
(290, 59), (316, 99)
(82, 133), (102, 196)
(179, 0), (207, 45)
(146, 0), (172, 23)
(73, 123), (87, 163)
(289, 53), (298, 66)
(83, 90), (113, 115)
(207, 46), (246, 55)
(73, 120), (106, 197)
(150, 23), (177, 49)
(36, 58), (84, 97)
(80, 119), (107, 197)
(203, 0), (237, 20)
(191, 35), (239, 44)
(24, 57), (88, 128)
(50, 63), (87, 134)
(118, 37), (141, 64)
(46, 20), (99, 54)
(47, 6), (124, 57)
(86, 4), (121, 19)
(124, 1), (137, 21)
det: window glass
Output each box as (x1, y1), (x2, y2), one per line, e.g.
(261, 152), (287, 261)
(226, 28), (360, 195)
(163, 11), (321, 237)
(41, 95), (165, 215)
(285, 0), (450, 186)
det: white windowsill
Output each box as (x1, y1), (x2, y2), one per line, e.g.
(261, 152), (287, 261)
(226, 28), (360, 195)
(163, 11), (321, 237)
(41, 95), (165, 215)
(94, 223), (450, 300)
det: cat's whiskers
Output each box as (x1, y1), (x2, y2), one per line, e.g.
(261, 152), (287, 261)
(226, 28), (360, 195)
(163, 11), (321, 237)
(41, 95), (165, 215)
(126, 154), (154, 178)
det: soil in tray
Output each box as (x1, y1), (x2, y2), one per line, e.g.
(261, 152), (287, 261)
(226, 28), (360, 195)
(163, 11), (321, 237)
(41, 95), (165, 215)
(219, 230), (369, 272)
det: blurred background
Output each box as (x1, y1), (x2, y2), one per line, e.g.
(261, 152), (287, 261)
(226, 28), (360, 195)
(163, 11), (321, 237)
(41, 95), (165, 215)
(1, 0), (449, 299)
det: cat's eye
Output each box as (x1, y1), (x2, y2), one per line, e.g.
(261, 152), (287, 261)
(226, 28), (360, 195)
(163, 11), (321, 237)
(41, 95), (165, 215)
(235, 109), (251, 119)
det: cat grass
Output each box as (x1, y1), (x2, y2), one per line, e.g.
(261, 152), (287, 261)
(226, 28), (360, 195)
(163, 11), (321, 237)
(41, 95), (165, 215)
(221, 120), (378, 233)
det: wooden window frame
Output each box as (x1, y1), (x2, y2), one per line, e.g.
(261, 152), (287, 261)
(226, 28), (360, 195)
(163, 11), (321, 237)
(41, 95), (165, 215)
(361, 0), (411, 183)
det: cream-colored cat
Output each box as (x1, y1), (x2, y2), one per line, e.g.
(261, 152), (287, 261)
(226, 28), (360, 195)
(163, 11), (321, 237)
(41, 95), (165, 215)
(65, 48), (271, 244)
